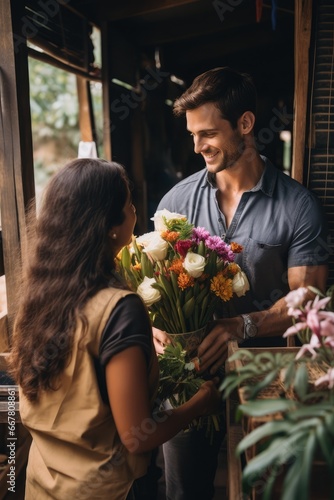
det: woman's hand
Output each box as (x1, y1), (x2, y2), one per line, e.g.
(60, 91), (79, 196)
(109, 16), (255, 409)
(152, 326), (171, 354)
(190, 378), (222, 416)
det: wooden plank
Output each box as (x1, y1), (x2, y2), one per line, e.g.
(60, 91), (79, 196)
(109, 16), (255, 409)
(291, 0), (313, 182)
(0, 0), (35, 336)
(226, 341), (245, 500)
(101, 21), (112, 161)
(0, 232), (4, 276)
(76, 75), (97, 145)
(0, 317), (9, 354)
(97, 0), (200, 21)
(0, 353), (9, 372)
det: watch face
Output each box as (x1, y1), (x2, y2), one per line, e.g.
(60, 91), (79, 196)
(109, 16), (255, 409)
(246, 324), (257, 337)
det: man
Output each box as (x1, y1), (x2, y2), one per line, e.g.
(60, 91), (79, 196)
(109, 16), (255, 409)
(153, 67), (329, 500)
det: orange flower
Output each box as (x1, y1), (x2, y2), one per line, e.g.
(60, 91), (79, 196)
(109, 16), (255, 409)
(168, 258), (184, 275)
(225, 263), (240, 276)
(133, 263), (142, 272)
(210, 273), (233, 301)
(178, 272), (194, 290)
(161, 230), (180, 243)
(230, 242), (243, 253)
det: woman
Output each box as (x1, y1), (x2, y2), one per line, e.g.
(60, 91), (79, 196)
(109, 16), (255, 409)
(9, 158), (220, 499)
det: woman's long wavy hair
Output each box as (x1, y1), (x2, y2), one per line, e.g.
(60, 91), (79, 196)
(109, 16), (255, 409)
(9, 158), (129, 401)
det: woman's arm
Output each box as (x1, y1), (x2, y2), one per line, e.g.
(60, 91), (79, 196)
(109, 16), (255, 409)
(106, 345), (220, 455)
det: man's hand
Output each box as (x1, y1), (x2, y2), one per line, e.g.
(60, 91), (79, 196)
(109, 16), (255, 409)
(197, 317), (243, 374)
(152, 326), (171, 354)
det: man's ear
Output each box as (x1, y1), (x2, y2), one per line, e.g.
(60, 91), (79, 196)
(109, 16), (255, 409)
(239, 111), (255, 135)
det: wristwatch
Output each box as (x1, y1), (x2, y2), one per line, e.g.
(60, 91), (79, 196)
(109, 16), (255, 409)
(240, 314), (258, 340)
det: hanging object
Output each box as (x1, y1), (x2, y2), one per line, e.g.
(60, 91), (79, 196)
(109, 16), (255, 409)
(271, 0), (277, 30)
(256, 0), (263, 22)
(78, 141), (98, 158)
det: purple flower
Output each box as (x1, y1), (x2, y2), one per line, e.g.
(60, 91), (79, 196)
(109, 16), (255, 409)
(205, 236), (235, 262)
(192, 227), (211, 244)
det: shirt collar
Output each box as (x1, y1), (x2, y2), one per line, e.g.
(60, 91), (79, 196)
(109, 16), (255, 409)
(204, 155), (278, 197)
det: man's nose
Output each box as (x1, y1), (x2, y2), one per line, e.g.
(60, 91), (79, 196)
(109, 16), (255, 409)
(193, 136), (203, 154)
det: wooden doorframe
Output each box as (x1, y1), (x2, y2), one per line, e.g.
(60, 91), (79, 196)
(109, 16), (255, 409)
(0, 0), (35, 347)
(291, 0), (313, 183)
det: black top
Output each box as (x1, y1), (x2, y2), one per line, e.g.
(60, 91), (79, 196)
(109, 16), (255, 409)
(96, 294), (153, 403)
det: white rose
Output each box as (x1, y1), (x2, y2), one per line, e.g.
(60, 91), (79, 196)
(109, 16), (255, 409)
(183, 252), (206, 278)
(232, 271), (250, 297)
(136, 232), (168, 261)
(136, 231), (160, 247)
(144, 234), (168, 261)
(137, 277), (161, 306)
(151, 209), (187, 231)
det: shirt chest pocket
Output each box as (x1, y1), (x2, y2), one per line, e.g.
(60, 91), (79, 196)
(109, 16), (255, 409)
(243, 238), (284, 278)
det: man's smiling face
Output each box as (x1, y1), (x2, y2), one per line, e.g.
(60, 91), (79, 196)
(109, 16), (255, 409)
(186, 103), (245, 174)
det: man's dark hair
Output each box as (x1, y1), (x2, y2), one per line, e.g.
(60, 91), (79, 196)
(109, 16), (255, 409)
(173, 67), (257, 129)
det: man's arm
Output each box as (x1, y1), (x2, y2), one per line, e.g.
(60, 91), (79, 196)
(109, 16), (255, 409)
(197, 264), (328, 375)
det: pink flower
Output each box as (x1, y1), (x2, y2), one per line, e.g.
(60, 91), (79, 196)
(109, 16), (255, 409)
(295, 333), (320, 359)
(192, 227), (210, 243)
(314, 367), (334, 389)
(319, 314), (334, 339)
(205, 236), (235, 261)
(306, 309), (321, 337)
(175, 239), (193, 258)
(285, 287), (308, 310)
(283, 321), (308, 338)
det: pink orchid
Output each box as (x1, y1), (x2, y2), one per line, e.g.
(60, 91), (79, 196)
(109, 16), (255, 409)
(314, 367), (334, 389)
(295, 333), (321, 359)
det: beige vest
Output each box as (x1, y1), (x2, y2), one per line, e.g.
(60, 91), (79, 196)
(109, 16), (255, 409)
(19, 287), (159, 499)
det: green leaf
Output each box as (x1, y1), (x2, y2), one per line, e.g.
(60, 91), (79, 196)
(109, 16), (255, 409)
(197, 240), (206, 256)
(182, 296), (195, 319)
(120, 245), (131, 268)
(228, 349), (255, 362)
(287, 403), (333, 421)
(132, 237), (142, 262)
(141, 251), (154, 278)
(237, 420), (292, 455)
(315, 420), (334, 464)
(293, 363), (309, 400)
(238, 399), (296, 417)
(244, 369), (280, 399)
(281, 360), (297, 390)
(281, 455), (304, 500)
(221, 373), (258, 399)
(242, 437), (290, 482)
(324, 411), (334, 438)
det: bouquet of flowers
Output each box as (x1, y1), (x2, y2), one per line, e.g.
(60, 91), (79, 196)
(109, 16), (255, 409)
(117, 209), (249, 438)
(118, 209), (249, 334)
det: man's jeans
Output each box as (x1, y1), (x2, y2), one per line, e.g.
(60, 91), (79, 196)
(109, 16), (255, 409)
(162, 418), (226, 500)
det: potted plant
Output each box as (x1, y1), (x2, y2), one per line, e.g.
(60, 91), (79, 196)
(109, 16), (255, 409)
(221, 286), (334, 500)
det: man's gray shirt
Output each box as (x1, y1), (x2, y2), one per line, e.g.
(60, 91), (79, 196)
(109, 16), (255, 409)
(157, 157), (329, 336)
